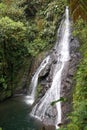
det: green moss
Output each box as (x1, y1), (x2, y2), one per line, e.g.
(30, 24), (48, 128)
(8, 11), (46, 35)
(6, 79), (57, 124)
(0, 90), (11, 101)
(36, 83), (42, 98)
(6, 90), (12, 98)
(13, 57), (32, 90)
(0, 91), (6, 101)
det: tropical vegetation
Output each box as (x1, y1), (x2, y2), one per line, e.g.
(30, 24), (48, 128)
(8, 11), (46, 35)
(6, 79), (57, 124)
(0, 1), (87, 130)
(0, 0), (67, 101)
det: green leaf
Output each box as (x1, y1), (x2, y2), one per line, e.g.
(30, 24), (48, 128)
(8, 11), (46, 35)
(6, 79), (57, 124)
(50, 97), (67, 106)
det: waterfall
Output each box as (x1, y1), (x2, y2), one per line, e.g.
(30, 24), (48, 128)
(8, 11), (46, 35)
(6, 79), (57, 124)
(30, 6), (70, 128)
(25, 55), (50, 105)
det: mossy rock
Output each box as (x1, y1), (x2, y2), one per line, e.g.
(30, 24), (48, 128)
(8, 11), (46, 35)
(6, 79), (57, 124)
(0, 90), (12, 102)
(6, 90), (12, 98)
(36, 83), (42, 98)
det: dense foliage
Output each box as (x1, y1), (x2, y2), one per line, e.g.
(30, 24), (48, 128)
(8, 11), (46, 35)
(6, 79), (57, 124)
(59, 19), (87, 130)
(0, 0), (29, 100)
(0, 0), (66, 101)
(68, 19), (87, 130)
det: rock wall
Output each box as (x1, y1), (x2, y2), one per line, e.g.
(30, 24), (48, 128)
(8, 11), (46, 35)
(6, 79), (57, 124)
(61, 36), (80, 125)
(13, 52), (48, 96)
(35, 35), (81, 128)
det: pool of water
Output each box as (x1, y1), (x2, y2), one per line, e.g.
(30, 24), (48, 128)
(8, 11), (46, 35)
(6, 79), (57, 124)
(0, 96), (42, 130)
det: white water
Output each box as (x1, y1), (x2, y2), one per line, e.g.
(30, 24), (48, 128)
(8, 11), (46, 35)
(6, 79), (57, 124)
(25, 55), (50, 105)
(30, 7), (70, 127)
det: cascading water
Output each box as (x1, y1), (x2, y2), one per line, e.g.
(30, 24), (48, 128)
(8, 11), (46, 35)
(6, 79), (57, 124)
(25, 55), (50, 105)
(30, 7), (71, 128)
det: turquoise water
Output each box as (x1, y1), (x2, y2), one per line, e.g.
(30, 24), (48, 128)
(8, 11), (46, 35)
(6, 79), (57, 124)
(0, 96), (42, 130)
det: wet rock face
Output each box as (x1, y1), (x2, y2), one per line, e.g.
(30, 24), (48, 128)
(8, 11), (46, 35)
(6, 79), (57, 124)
(61, 37), (81, 125)
(37, 51), (59, 98)
(33, 35), (80, 127)
(39, 63), (51, 78)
